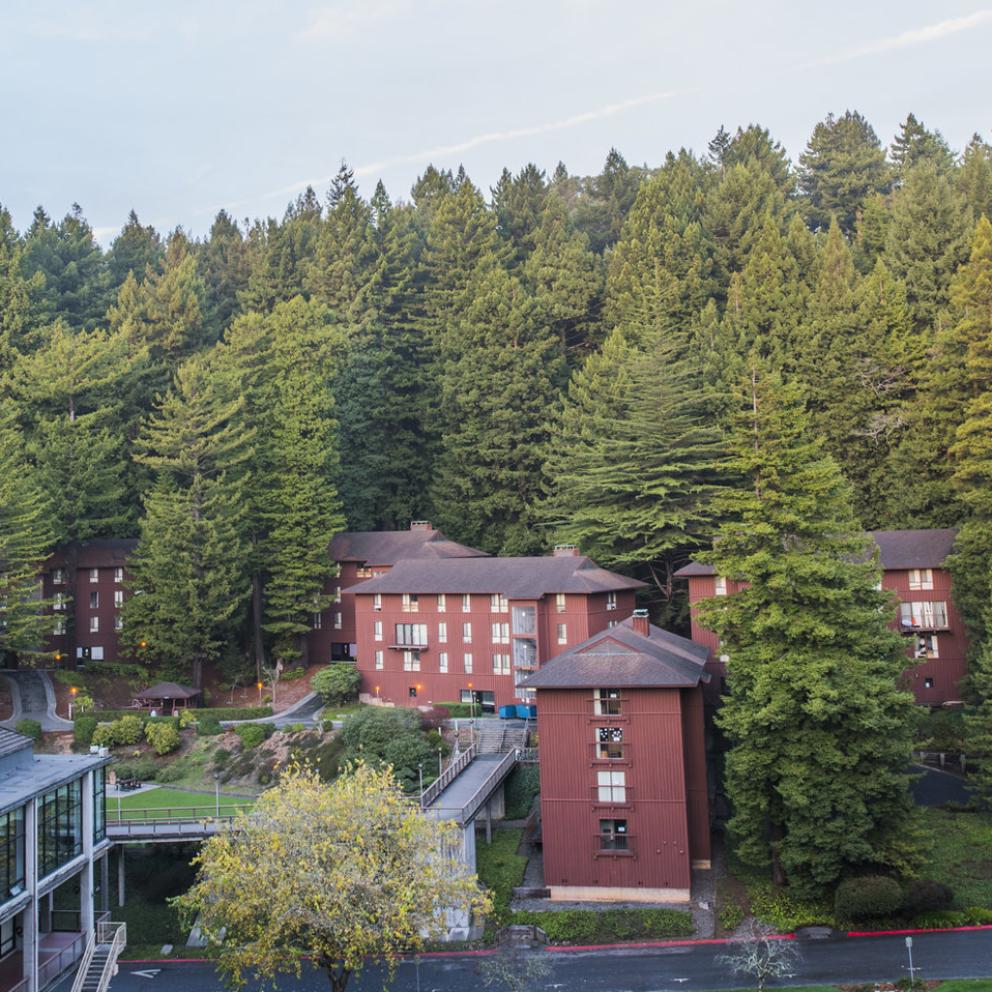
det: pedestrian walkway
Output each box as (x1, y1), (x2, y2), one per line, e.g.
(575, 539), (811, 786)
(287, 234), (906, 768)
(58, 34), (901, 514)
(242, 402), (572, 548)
(0, 669), (72, 731)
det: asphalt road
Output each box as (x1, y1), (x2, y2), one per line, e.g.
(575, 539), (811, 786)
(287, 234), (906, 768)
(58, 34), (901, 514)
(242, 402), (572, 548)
(80, 928), (992, 992)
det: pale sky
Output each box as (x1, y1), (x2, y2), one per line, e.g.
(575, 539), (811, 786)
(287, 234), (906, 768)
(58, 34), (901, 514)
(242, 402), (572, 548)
(2, 0), (990, 242)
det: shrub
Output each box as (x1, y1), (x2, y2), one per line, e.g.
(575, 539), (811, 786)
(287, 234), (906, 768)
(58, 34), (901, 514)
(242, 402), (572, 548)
(904, 879), (954, 914)
(280, 666), (308, 681)
(197, 716), (223, 737)
(504, 764), (540, 819)
(719, 902), (746, 933)
(145, 721), (181, 755)
(419, 707), (450, 732)
(311, 664), (361, 705)
(154, 763), (185, 783)
(74, 715), (98, 748)
(235, 724), (266, 748)
(92, 706), (272, 722)
(338, 707), (432, 789)
(178, 709), (197, 729)
(92, 714), (146, 748)
(508, 908), (694, 944)
(834, 876), (904, 921)
(436, 701), (474, 718)
(15, 719), (42, 741)
(114, 757), (158, 781)
(212, 747), (231, 767)
(73, 693), (95, 714)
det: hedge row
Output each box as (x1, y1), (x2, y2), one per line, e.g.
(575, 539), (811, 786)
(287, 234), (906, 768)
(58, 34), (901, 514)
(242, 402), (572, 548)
(510, 907), (694, 943)
(84, 706), (272, 723)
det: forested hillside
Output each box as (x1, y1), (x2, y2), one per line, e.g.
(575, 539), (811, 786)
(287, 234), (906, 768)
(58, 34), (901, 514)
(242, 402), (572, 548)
(2, 110), (992, 687)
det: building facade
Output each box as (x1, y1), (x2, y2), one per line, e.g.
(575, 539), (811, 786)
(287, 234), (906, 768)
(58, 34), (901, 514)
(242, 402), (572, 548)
(305, 522), (487, 664)
(42, 540), (137, 667)
(520, 612), (710, 903)
(675, 528), (967, 707)
(347, 548), (646, 711)
(0, 728), (112, 992)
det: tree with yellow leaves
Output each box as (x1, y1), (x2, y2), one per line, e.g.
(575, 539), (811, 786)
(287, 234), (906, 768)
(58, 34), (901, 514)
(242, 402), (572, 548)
(176, 763), (489, 992)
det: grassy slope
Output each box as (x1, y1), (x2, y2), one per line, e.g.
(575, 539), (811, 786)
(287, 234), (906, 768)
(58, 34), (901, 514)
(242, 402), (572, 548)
(921, 808), (992, 908)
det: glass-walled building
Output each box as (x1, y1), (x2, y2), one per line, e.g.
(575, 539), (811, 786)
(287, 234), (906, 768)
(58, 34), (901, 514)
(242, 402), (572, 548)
(0, 729), (111, 992)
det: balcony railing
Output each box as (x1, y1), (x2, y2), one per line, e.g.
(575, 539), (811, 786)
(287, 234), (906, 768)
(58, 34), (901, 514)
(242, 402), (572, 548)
(38, 932), (86, 990)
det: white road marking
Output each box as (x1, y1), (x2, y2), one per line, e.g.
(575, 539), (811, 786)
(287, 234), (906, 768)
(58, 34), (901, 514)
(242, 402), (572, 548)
(129, 969), (161, 978)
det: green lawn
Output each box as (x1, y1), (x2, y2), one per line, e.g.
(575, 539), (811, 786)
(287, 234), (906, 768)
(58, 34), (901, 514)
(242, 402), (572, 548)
(475, 827), (527, 927)
(107, 786), (253, 820)
(920, 807), (992, 908)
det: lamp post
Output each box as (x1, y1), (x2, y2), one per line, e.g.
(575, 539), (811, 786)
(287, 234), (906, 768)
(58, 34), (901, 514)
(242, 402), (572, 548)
(467, 681), (475, 722)
(257, 681), (263, 705)
(69, 685), (78, 719)
(438, 746), (443, 780)
(213, 772), (220, 819)
(418, 763), (424, 799)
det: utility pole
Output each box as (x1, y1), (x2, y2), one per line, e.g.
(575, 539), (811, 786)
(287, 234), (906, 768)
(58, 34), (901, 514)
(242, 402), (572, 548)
(905, 936), (919, 990)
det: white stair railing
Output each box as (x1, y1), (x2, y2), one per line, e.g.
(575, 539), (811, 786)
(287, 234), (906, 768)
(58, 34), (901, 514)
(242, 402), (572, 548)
(69, 921), (126, 992)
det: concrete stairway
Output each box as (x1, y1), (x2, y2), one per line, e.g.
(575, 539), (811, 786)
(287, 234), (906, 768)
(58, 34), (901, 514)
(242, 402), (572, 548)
(476, 720), (529, 754)
(70, 922), (126, 992)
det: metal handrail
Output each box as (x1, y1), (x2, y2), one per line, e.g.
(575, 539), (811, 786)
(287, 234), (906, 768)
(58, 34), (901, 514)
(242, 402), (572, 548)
(41, 931), (86, 990)
(459, 749), (519, 825)
(106, 803), (253, 823)
(68, 932), (95, 992)
(94, 922), (127, 992)
(7, 977), (29, 992)
(107, 816), (236, 837)
(420, 745), (476, 808)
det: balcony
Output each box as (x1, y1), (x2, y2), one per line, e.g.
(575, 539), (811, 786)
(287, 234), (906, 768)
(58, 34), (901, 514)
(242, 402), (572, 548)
(0, 931), (88, 992)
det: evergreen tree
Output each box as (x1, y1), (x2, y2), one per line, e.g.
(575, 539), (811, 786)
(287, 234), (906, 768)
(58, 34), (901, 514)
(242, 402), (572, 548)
(107, 210), (164, 287)
(721, 125), (793, 193)
(890, 113), (955, 181)
(957, 135), (992, 222)
(798, 111), (889, 234)
(698, 364), (918, 896)
(491, 163), (548, 263)
(965, 634), (992, 807)
(0, 205), (44, 359)
(572, 148), (643, 253)
(853, 192), (892, 273)
(0, 411), (54, 663)
(123, 358), (252, 686)
(199, 210), (249, 340)
(430, 265), (564, 554)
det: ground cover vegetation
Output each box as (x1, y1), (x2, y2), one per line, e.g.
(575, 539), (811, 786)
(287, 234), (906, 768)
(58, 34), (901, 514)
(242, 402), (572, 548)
(2, 111), (992, 907)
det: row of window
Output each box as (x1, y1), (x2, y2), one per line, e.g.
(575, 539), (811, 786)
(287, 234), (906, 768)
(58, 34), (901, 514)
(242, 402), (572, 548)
(52, 567), (125, 585)
(373, 620), (569, 647)
(378, 650), (521, 675)
(371, 592), (614, 614)
(716, 569), (937, 595)
(899, 601), (949, 629)
(311, 612), (342, 630)
(54, 591), (125, 611)
(53, 615), (122, 636)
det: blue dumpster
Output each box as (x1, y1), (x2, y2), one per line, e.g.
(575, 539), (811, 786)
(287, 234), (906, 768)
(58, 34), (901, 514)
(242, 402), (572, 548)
(499, 705), (516, 719)
(515, 704), (532, 720)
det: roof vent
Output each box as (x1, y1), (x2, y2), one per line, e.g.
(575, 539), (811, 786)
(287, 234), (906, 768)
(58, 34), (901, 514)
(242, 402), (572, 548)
(553, 544), (580, 557)
(631, 608), (650, 637)
(409, 521), (434, 531)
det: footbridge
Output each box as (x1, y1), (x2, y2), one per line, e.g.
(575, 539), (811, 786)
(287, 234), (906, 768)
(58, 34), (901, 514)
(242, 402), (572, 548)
(106, 801), (252, 843)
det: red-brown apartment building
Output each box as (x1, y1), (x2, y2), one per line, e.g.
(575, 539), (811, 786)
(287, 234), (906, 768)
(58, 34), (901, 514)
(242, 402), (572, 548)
(305, 522), (487, 663)
(675, 528), (967, 707)
(519, 611), (710, 903)
(42, 539), (137, 665)
(347, 548), (646, 711)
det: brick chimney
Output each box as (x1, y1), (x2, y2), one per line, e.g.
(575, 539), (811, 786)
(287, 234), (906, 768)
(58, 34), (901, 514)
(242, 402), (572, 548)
(631, 608), (650, 638)
(553, 544), (581, 557)
(409, 521), (435, 532)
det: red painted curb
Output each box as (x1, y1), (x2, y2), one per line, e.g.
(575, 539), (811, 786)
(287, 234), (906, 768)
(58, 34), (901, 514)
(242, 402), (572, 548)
(846, 924), (992, 938)
(118, 958), (210, 964)
(544, 933), (795, 953)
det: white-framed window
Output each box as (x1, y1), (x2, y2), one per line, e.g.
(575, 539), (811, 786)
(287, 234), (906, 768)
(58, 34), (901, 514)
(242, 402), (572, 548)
(402, 593), (419, 613)
(463, 652), (473, 673)
(89, 568), (99, 583)
(909, 568), (934, 591)
(914, 633), (939, 659)
(597, 769), (626, 803)
(89, 591), (99, 609)
(114, 567), (124, 584)
(375, 650), (384, 670)
(373, 593), (382, 611)
(395, 623), (427, 645)
(403, 650), (421, 672)
(53, 617), (66, 635)
(90, 646), (104, 660)
(555, 592), (566, 613)
(491, 622), (509, 644)
(53, 592), (66, 612)
(356, 566), (373, 578)
(114, 590), (124, 608)
(594, 688), (621, 716)
(462, 621), (472, 643)
(52, 568), (65, 585)
(439, 651), (448, 673)
(334, 585), (342, 602)
(461, 594), (471, 613)
(312, 612), (323, 630)
(437, 593), (446, 612)
(599, 818), (628, 851)
(556, 623), (567, 645)
(597, 726), (624, 760)
(374, 620), (383, 642)
(334, 612), (342, 630)
(114, 615), (123, 632)
(606, 592), (617, 611)
(607, 619), (618, 628)
(714, 576), (728, 596)
(492, 653), (511, 675)
(924, 677), (934, 689)
(490, 593), (508, 613)
(900, 601), (949, 629)
(438, 622), (448, 643)
(89, 616), (100, 633)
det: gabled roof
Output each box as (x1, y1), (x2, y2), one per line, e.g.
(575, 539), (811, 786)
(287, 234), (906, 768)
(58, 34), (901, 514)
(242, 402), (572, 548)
(520, 617), (709, 690)
(329, 527), (488, 566)
(0, 727), (34, 760)
(346, 556), (647, 600)
(136, 682), (201, 700)
(674, 528), (959, 578)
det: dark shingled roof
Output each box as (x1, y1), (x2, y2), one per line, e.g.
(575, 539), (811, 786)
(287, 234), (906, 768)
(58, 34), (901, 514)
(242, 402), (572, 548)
(520, 617), (709, 690)
(0, 727), (34, 759)
(329, 527), (488, 566)
(49, 538), (138, 569)
(674, 528), (959, 577)
(347, 556), (647, 599)
(136, 682), (201, 700)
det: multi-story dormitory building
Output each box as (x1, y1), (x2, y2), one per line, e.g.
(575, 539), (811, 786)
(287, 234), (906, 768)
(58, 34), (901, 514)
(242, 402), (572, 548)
(0, 727), (113, 992)
(675, 529), (967, 707)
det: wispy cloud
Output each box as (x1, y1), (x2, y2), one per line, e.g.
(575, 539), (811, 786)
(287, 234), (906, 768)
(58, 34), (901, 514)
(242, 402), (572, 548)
(809, 9), (992, 67)
(297, 0), (412, 42)
(268, 87), (689, 198)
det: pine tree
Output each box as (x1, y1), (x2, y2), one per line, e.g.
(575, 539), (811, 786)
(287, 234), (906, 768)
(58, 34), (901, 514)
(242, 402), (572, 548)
(965, 636), (992, 807)
(890, 113), (955, 181)
(798, 111), (889, 234)
(698, 363), (918, 896)
(957, 135), (992, 222)
(0, 411), (54, 663)
(123, 357), (252, 686)
(491, 163), (548, 263)
(0, 205), (44, 360)
(199, 210), (249, 340)
(572, 148), (643, 253)
(430, 265), (565, 553)
(721, 125), (793, 193)
(107, 210), (164, 288)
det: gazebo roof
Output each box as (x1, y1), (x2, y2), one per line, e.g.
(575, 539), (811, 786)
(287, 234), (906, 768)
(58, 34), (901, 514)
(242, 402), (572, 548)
(136, 681), (201, 700)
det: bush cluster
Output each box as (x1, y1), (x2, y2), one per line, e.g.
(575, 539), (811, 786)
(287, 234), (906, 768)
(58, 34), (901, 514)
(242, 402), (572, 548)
(93, 714), (145, 748)
(235, 723), (267, 748)
(311, 664), (361, 705)
(280, 666), (308, 681)
(145, 720), (181, 755)
(435, 701), (475, 718)
(338, 707), (434, 789)
(834, 876), (904, 921)
(197, 715), (223, 736)
(91, 706), (272, 722)
(114, 757), (158, 781)
(153, 763), (186, 783)
(504, 764), (540, 819)
(74, 715), (98, 748)
(510, 908), (693, 944)
(904, 879), (954, 914)
(15, 719), (42, 741)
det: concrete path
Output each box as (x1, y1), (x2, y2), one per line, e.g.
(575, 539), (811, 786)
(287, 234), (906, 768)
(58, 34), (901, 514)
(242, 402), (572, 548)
(0, 669), (73, 731)
(426, 753), (508, 821)
(221, 691), (325, 729)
